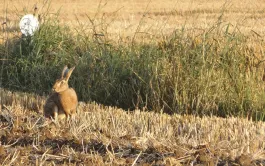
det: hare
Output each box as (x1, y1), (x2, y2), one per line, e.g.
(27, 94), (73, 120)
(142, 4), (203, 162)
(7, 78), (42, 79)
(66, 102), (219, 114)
(44, 66), (78, 121)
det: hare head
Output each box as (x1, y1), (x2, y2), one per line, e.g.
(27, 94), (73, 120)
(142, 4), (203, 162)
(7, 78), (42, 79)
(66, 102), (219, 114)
(52, 66), (75, 93)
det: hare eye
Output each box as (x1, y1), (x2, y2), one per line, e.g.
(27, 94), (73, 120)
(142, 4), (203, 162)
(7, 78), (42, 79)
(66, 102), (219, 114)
(60, 80), (65, 85)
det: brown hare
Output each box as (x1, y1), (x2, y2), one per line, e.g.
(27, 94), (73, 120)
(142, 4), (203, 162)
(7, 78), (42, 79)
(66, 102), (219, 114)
(44, 66), (78, 121)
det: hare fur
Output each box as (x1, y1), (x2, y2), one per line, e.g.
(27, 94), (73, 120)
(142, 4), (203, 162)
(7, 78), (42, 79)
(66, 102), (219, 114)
(44, 66), (78, 121)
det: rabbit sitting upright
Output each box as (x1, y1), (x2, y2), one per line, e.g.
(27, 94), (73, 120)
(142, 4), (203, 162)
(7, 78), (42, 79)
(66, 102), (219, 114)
(44, 66), (78, 121)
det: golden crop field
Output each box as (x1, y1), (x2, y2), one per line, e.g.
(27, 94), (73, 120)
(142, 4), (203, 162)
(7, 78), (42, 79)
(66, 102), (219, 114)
(1, 0), (265, 165)
(1, 0), (265, 41)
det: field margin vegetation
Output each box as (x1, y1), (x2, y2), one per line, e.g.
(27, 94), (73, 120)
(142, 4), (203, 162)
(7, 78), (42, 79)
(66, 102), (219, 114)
(1, 4), (265, 119)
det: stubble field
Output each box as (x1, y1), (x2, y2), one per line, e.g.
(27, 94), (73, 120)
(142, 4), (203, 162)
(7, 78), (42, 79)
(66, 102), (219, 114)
(1, 89), (265, 165)
(1, 0), (265, 41)
(1, 0), (265, 165)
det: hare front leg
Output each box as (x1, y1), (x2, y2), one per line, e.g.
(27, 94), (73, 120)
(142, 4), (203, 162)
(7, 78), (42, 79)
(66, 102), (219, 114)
(64, 110), (71, 123)
(53, 105), (58, 122)
(70, 108), (77, 119)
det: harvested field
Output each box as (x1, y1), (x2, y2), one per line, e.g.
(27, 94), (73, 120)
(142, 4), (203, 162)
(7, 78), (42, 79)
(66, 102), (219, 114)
(1, 0), (265, 165)
(1, 89), (265, 165)
(0, 0), (265, 42)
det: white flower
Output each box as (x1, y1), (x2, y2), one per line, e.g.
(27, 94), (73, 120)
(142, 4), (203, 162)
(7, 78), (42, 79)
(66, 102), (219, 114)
(19, 14), (39, 36)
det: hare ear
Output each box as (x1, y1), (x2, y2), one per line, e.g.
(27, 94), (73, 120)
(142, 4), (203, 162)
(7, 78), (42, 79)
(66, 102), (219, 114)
(61, 65), (68, 79)
(65, 66), (75, 82)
